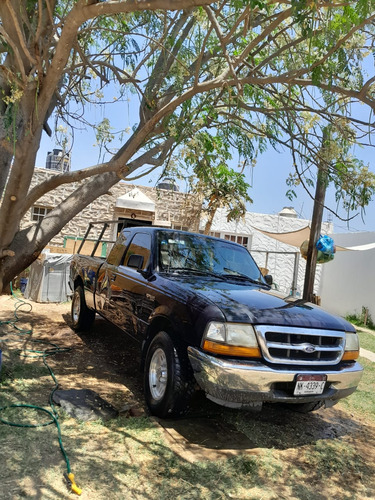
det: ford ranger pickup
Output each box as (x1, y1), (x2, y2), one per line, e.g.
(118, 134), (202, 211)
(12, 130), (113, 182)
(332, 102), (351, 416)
(69, 226), (363, 418)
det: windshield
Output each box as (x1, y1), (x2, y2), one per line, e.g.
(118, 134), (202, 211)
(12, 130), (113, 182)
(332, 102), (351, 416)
(157, 231), (263, 282)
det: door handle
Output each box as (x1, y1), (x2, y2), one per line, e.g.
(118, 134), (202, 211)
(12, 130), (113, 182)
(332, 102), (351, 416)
(110, 275), (117, 282)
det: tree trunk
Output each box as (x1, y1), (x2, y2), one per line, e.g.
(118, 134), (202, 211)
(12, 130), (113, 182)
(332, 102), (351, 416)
(303, 131), (329, 302)
(0, 150), (13, 198)
(0, 171), (119, 293)
(203, 207), (217, 234)
(0, 136), (42, 251)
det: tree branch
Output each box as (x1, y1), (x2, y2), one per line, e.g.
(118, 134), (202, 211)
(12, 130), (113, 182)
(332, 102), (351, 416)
(22, 162), (118, 216)
(4, 0), (37, 68)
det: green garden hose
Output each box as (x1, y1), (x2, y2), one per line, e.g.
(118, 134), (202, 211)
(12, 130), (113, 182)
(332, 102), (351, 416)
(0, 285), (82, 495)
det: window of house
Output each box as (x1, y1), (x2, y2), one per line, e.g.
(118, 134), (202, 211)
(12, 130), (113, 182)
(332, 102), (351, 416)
(201, 231), (251, 248)
(208, 232), (250, 248)
(172, 224), (189, 231)
(223, 233), (250, 248)
(30, 206), (52, 222)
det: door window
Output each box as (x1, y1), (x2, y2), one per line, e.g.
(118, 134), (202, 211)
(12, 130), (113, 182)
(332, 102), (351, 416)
(123, 233), (152, 270)
(106, 231), (131, 266)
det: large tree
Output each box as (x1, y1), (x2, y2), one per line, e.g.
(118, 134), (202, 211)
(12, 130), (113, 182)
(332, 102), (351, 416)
(1, 0), (375, 292)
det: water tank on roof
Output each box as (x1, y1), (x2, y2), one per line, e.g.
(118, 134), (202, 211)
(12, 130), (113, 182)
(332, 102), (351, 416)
(157, 178), (179, 192)
(46, 149), (71, 172)
(279, 206), (298, 218)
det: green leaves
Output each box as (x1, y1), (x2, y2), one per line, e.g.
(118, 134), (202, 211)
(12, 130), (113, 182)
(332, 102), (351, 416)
(164, 127), (253, 227)
(2, 0), (374, 227)
(333, 160), (375, 214)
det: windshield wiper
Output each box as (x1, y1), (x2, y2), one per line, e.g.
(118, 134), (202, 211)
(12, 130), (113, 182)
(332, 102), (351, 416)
(220, 273), (265, 285)
(164, 268), (226, 279)
(163, 267), (265, 284)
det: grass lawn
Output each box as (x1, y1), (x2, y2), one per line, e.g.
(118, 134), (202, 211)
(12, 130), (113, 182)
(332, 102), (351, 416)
(358, 329), (375, 353)
(1, 352), (374, 500)
(1, 297), (375, 500)
(338, 355), (375, 417)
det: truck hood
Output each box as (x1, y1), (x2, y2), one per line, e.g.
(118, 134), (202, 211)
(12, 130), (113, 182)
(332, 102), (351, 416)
(178, 278), (353, 331)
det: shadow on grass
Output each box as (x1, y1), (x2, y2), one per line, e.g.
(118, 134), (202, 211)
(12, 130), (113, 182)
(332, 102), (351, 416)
(59, 313), (367, 451)
(0, 304), (374, 499)
(1, 407), (374, 500)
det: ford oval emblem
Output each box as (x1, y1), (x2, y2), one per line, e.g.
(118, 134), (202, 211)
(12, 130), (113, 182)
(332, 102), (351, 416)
(302, 343), (316, 353)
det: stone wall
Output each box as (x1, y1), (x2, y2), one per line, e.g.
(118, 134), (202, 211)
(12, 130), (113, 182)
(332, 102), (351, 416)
(22, 168), (202, 249)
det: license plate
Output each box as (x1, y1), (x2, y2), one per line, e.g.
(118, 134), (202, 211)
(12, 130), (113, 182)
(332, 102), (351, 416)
(294, 374), (327, 395)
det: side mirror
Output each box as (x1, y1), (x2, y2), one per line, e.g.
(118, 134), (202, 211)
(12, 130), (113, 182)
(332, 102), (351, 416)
(264, 274), (273, 286)
(127, 254), (144, 269)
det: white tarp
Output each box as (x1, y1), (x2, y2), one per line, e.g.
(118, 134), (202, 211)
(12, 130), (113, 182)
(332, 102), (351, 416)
(252, 226), (311, 248)
(252, 226), (375, 252)
(25, 252), (73, 302)
(336, 242), (375, 251)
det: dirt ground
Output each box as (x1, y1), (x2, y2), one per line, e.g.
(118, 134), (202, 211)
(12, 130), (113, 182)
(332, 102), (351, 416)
(1, 294), (374, 499)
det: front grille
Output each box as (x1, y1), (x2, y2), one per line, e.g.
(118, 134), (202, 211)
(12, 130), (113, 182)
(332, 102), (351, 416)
(255, 325), (345, 365)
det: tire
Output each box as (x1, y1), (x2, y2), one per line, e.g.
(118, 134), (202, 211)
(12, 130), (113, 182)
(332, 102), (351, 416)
(71, 285), (95, 332)
(286, 400), (325, 414)
(144, 331), (195, 418)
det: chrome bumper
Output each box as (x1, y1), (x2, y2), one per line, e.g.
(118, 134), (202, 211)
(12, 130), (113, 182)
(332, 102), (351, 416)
(187, 347), (363, 409)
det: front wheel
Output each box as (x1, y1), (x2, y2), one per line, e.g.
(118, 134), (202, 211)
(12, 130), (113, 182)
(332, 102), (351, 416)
(71, 285), (95, 332)
(144, 331), (195, 418)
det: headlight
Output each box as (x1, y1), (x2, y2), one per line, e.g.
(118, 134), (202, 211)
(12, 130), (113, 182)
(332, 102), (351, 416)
(202, 322), (261, 358)
(342, 332), (360, 361)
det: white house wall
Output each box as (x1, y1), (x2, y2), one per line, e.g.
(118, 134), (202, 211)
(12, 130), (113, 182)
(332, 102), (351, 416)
(319, 232), (375, 319)
(206, 208), (332, 297)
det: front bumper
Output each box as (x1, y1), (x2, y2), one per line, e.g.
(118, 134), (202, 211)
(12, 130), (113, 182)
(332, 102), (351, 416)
(187, 346), (363, 409)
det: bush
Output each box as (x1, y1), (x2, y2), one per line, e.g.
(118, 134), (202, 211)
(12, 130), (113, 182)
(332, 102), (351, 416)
(346, 309), (375, 330)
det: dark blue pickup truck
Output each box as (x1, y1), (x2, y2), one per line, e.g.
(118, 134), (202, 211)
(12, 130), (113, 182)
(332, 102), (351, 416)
(70, 226), (363, 418)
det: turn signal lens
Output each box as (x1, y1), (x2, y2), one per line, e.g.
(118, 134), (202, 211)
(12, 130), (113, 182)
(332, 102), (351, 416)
(342, 350), (359, 361)
(202, 340), (262, 358)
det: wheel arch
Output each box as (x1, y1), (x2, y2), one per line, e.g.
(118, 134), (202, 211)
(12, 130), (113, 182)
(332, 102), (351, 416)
(71, 281), (95, 331)
(142, 322), (196, 418)
(141, 315), (184, 372)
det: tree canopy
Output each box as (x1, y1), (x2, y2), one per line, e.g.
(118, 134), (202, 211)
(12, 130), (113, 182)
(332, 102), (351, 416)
(1, 0), (375, 291)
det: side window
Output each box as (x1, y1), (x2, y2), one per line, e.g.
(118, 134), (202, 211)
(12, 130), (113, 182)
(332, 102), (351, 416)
(106, 231), (131, 266)
(123, 233), (152, 270)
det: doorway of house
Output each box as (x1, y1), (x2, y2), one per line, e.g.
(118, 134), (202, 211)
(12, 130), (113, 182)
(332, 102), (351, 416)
(117, 217), (152, 235)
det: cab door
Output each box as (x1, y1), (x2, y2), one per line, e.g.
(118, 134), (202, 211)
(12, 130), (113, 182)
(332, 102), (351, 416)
(104, 232), (153, 340)
(95, 230), (131, 319)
